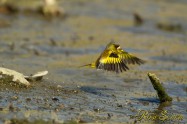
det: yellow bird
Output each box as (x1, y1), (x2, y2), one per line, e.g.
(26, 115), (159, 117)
(81, 42), (145, 73)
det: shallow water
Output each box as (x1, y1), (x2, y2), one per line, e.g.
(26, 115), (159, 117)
(0, 0), (187, 123)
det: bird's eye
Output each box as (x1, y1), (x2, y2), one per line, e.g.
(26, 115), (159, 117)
(114, 45), (120, 49)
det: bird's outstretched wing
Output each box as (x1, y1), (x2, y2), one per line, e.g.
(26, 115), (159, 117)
(97, 50), (145, 73)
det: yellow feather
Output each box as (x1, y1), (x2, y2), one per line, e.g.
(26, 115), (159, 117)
(107, 58), (110, 63)
(114, 58), (116, 63)
(112, 58), (114, 64)
(100, 58), (105, 64)
(81, 41), (145, 73)
(115, 58), (118, 63)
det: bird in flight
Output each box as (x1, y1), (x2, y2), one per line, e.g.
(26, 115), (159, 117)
(81, 41), (145, 73)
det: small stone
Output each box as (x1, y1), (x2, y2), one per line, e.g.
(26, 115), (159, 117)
(107, 113), (113, 119)
(117, 103), (123, 108)
(93, 108), (100, 112)
(8, 103), (14, 112)
(26, 98), (31, 102)
(52, 97), (59, 101)
(57, 85), (62, 88)
(11, 96), (18, 100)
(0, 67), (30, 86)
(24, 70), (48, 81)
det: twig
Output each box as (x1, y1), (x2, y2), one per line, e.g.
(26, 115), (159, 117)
(148, 73), (172, 103)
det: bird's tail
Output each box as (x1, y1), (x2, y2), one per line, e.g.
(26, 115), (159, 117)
(79, 63), (95, 68)
(79, 63), (92, 68)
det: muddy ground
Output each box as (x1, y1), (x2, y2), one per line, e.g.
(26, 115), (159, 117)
(0, 0), (187, 124)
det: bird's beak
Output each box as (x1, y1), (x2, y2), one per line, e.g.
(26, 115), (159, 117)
(117, 46), (121, 50)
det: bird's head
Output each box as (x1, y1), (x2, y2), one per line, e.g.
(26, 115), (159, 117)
(106, 42), (122, 52)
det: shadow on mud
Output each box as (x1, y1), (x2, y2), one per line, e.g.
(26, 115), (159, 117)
(132, 97), (160, 103)
(80, 86), (114, 97)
